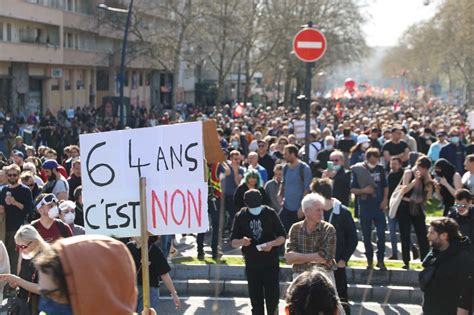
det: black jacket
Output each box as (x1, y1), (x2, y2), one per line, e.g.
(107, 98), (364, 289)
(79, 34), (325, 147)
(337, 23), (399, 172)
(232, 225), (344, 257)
(420, 237), (473, 315)
(448, 207), (474, 257)
(332, 168), (351, 207)
(323, 200), (358, 263)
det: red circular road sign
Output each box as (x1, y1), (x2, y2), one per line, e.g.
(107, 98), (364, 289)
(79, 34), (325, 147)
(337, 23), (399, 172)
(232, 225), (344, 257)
(293, 28), (327, 62)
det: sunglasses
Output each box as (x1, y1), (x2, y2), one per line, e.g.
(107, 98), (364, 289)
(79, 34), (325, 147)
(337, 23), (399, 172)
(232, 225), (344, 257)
(330, 159), (340, 162)
(7, 173), (18, 178)
(16, 241), (32, 251)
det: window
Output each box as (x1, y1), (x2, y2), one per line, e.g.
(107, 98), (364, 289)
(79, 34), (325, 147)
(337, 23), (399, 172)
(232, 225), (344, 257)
(76, 80), (84, 90)
(6, 24), (11, 41)
(0, 23), (3, 41)
(124, 71), (129, 87)
(51, 79), (59, 91)
(96, 70), (109, 91)
(64, 80), (71, 90)
(66, 33), (73, 48)
(139, 72), (143, 86)
(67, 0), (73, 11)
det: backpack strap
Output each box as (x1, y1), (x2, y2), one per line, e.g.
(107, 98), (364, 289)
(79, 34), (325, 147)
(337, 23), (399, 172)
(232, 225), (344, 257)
(55, 219), (70, 238)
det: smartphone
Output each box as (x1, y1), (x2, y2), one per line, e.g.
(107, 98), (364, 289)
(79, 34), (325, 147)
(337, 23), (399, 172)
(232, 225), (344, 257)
(327, 161), (334, 172)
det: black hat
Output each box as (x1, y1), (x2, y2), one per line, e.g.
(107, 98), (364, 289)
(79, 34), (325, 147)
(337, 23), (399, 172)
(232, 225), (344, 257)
(244, 189), (262, 208)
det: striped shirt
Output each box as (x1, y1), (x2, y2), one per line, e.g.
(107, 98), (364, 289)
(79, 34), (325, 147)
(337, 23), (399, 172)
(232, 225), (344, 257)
(286, 220), (337, 274)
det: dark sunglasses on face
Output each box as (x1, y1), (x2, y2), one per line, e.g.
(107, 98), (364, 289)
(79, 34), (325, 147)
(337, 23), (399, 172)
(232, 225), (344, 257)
(16, 241), (32, 251)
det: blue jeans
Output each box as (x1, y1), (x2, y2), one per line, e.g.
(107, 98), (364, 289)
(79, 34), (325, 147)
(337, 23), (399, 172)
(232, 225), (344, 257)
(136, 285), (159, 313)
(387, 214), (398, 257)
(197, 197), (221, 255)
(359, 203), (386, 263)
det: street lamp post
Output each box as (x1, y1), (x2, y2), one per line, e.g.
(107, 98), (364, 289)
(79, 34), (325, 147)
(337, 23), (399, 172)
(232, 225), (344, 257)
(98, 0), (134, 129)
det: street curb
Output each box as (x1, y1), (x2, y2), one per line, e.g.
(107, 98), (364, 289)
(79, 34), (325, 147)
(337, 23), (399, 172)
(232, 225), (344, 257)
(169, 264), (420, 286)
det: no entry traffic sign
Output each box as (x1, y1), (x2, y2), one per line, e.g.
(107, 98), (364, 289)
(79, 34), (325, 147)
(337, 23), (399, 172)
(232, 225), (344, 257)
(293, 28), (327, 62)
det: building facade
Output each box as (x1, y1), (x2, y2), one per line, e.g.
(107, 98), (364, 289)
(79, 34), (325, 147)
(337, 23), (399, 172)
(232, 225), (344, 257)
(0, 0), (169, 115)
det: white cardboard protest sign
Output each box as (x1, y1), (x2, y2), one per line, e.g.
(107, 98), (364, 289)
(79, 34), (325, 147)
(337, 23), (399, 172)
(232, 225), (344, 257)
(468, 111), (474, 130)
(79, 122), (208, 237)
(293, 119), (318, 140)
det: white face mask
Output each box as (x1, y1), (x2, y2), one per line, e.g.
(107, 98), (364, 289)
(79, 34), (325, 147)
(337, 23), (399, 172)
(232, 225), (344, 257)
(63, 212), (75, 224)
(21, 252), (34, 260)
(48, 206), (59, 219)
(362, 142), (370, 149)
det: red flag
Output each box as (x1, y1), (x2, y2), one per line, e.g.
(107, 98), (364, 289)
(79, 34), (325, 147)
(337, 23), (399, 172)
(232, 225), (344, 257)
(234, 103), (244, 117)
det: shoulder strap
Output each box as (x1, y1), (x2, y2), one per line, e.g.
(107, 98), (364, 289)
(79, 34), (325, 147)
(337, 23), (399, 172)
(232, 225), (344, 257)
(283, 164), (288, 182)
(56, 220), (70, 238)
(299, 163), (305, 183)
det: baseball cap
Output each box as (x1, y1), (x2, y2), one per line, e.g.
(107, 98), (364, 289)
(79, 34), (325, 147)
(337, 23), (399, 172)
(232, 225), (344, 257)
(13, 151), (24, 159)
(356, 134), (369, 145)
(244, 189), (263, 208)
(42, 159), (59, 170)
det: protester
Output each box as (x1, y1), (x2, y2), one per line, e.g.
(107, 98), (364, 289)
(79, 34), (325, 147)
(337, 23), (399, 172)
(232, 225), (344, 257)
(0, 225), (48, 314)
(350, 148), (387, 270)
(278, 144), (312, 233)
(461, 154), (474, 194)
(349, 135), (369, 166)
(31, 193), (72, 243)
(224, 150), (245, 234)
(387, 157), (404, 261)
(41, 159), (69, 201)
(420, 218), (473, 315)
(127, 236), (180, 312)
(231, 189), (286, 315)
(21, 171), (41, 201)
(311, 178), (357, 315)
(58, 200), (85, 236)
(285, 193), (336, 278)
(427, 130), (449, 162)
(382, 126), (410, 168)
(440, 127), (467, 175)
(197, 162), (229, 260)
(433, 158), (462, 216)
(0, 241), (8, 302)
(324, 150), (351, 207)
(285, 269), (343, 315)
(397, 156), (432, 269)
(257, 139), (275, 179)
(0, 164), (33, 274)
(33, 235), (148, 315)
(234, 169), (268, 212)
(448, 189), (474, 257)
(246, 152), (268, 184)
(67, 159), (81, 202)
(317, 136), (336, 169)
(264, 164), (283, 213)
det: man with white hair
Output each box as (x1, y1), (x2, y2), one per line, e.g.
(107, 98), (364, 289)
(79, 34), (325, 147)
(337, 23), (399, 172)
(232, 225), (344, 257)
(246, 152), (268, 184)
(285, 193), (336, 278)
(317, 136), (336, 169)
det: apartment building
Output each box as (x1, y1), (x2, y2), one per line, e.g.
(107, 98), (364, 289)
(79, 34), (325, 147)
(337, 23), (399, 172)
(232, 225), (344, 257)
(0, 0), (171, 115)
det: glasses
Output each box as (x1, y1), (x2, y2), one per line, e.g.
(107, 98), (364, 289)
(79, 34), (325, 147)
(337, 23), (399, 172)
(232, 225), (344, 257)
(16, 241), (32, 251)
(454, 204), (467, 209)
(39, 288), (60, 297)
(7, 173), (18, 178)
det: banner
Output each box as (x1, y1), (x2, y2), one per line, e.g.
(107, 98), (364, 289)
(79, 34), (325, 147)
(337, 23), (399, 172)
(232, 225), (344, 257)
(293, 119), (317, 141)
(79, 122), (208, 237)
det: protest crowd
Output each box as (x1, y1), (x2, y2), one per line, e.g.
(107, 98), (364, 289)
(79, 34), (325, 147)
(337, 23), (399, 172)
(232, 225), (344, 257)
(0, 96), (470, 314)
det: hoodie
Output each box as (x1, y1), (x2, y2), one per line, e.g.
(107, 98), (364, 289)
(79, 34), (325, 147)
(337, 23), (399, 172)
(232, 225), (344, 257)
(55, 235), (137, 315)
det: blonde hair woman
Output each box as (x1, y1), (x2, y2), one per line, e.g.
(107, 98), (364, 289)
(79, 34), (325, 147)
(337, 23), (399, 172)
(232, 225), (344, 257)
(0, 225), (49, 314)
